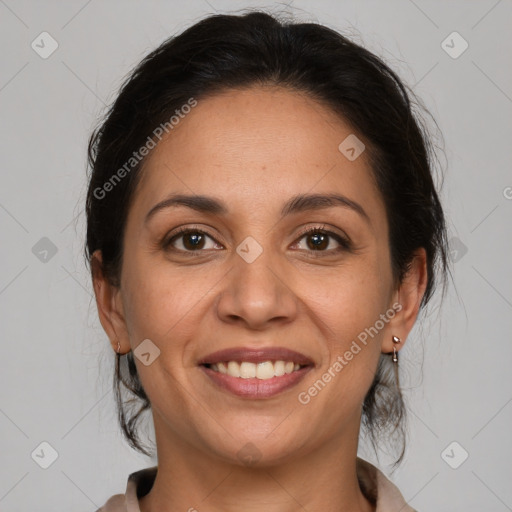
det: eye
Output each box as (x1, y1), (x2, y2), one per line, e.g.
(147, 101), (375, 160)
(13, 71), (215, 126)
(163, 227), (223, 252)
(293, 225), (351, 254)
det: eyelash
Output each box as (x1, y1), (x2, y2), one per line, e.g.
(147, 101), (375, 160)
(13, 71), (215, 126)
(162, 224), (352, 257)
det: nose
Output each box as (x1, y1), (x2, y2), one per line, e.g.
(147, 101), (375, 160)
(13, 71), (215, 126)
(215, 247), (298, 330)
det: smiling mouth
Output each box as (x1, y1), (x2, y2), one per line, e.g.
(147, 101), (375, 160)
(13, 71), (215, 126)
(198, 347), (314, 398)
(203, 360), (304, 380)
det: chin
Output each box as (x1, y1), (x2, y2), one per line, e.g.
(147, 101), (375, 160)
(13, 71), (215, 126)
(198, 423), (311, 468)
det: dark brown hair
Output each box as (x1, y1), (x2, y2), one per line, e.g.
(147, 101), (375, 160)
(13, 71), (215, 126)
(85, 10), (448, 467)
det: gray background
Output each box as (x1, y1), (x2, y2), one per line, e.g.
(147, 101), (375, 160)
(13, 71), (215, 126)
(1, 0), (511, 510)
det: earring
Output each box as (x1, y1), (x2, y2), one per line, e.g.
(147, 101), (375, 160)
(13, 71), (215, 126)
(116, 340), (121, 355)
(392, 335), (401, 363)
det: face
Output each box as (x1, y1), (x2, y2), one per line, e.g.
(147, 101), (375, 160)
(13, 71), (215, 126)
(95, 85), (421, 466)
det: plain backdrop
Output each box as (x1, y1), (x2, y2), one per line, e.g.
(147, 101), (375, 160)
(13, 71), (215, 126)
(0, 1), (511, 510)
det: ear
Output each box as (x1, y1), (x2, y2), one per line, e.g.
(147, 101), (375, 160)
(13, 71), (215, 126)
(91, 249), (131, 354)
(382, 248), (428, 354)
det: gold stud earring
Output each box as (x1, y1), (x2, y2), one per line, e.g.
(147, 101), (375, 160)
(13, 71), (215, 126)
(117, 340), (121, 355)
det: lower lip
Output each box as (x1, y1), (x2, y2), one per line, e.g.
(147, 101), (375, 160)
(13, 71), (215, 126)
(200, 365), (312, 399)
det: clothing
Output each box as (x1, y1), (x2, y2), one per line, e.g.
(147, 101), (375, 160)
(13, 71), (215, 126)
(96, 456), (417, 511)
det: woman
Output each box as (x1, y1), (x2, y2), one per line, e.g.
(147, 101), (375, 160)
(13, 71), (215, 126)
(86, 10), (448, 512)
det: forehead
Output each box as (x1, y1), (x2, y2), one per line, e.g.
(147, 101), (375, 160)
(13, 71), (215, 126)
(130, 85), (385, 225)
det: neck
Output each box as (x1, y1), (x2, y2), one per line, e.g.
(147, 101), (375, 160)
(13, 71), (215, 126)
(138, 415), (375, 512)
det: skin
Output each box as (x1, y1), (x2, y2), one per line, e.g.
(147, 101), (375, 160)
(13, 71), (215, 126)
(92, 85), (427, 512)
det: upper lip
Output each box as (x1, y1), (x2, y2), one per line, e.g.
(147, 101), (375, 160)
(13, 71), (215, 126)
(198, 347), (314, 366)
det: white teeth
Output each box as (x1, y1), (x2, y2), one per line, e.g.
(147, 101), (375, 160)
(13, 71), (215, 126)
(240, 362), (256, 378)
(256, 361), (274, 379)
(274, 360), (285, 376)
(210, 360), (303, 380)
(227, 361), (241, 377)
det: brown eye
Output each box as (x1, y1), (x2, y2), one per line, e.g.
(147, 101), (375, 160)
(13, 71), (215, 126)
(305, 231), (330, 251)
(294, 227), (351, 254)
(181, 232), (206, 250)
(164, 229), (221, 252)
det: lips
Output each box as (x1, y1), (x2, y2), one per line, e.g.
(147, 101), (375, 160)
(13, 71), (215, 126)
(198, 347), (314, 399)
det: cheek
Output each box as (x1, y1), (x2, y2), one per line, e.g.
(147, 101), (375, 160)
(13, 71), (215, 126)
(120, 254), (222, 355)
(120, 257), (183, 343)
(297, 254), (391, 387)
(303, 257), (391, 335)
(296, 288), (386, 427)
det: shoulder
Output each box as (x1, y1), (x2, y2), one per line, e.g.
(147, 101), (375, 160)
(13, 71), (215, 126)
(95, 493), (126, 511)
(356, 457), (418, 512)
(95, 466), (157, 512)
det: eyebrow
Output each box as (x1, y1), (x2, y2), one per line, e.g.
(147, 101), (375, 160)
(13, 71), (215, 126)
(145, 192), (370, 225)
